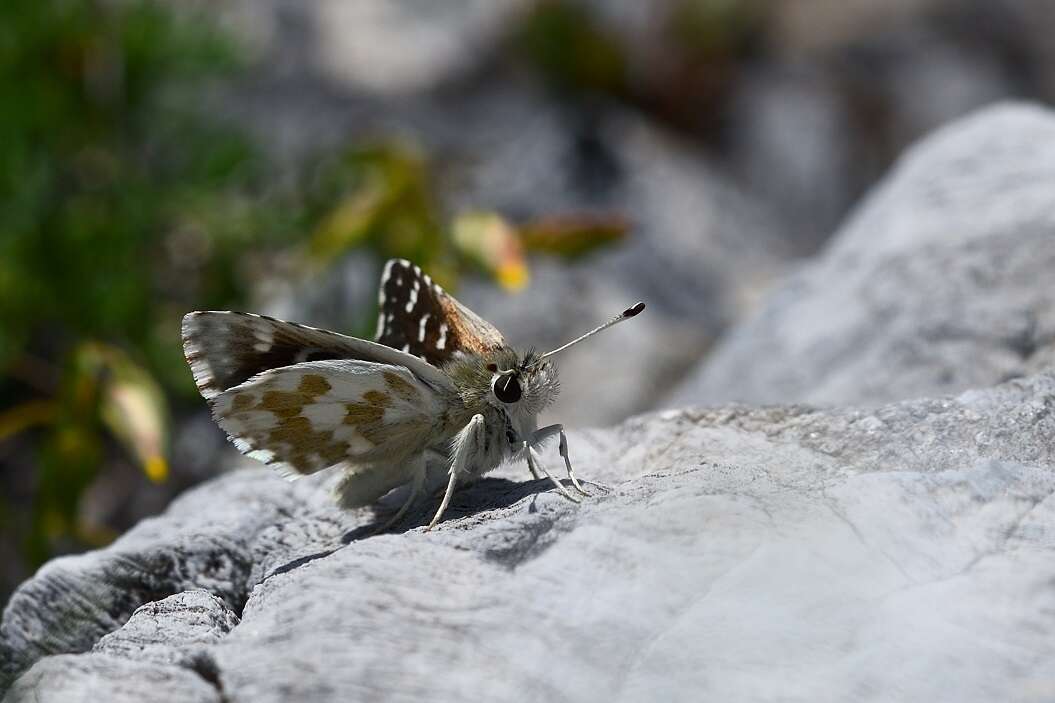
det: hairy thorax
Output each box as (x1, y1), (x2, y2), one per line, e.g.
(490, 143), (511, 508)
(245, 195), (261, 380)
(430, 349), (560, 476)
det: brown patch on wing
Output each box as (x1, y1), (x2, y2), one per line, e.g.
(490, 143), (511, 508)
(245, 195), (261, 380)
(344, 391), (391, 445)
(362, 390), (389, 407)
(343, 401), (385, 425)
(383, 371), (419, 403)
(435, 295), (504, 356)
(299, 374), (332, 396)
(253, 374), (331, 419)
(232, 392), (256, 412)
(267, 416), (350, 469)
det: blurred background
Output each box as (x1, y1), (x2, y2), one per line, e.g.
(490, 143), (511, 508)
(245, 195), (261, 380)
(2, 0), (1054, 603)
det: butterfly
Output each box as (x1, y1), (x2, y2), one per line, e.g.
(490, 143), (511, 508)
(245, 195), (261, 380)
(182, 258), (644, 531)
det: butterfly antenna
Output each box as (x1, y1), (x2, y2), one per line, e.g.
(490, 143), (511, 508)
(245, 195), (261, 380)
(539, 302), (645, 361)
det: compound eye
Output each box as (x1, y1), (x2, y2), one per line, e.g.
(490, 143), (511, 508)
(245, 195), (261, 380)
(492, 373), (522, 404)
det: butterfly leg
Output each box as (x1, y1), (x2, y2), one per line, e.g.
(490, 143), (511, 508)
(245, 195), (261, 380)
(526, 456), (542, 480)
(428, 472), (458, 532)
(525, 443), (581, 503)
(427, 414), (485, 531)
(530, 424), (588, 496)
(557, 427), (589, 496)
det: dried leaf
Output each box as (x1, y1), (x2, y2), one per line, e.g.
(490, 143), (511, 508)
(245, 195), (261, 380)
(519, 213), (629, 258)
(78, 343), (171, 483)
(453, 211), (530, 291)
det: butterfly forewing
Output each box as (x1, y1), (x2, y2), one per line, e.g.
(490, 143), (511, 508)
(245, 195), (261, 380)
(375, 258), (507, 366)
(210, 359), (440, 501)
(182, 310), (453, 401)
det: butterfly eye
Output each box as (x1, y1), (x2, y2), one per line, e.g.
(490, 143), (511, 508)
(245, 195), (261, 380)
(492, 373), (522, 404)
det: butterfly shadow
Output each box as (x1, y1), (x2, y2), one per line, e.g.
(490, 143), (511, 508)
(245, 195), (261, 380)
(341, 476), (579, 543)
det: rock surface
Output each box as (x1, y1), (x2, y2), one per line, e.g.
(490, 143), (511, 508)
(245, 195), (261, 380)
(7, 101), (1055, 703)
(668, 102), (1055, 409)
(3, 368), (1055, 702)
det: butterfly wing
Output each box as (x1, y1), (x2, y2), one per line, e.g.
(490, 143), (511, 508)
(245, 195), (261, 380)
(210, 359), (442, 505)
(182, 310), (454, 401)
(375, 258), (507, 366)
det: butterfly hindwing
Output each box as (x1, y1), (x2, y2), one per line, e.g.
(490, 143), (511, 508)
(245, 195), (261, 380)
(375, 258), (506, 366)
(210, 359), (441, 502)
(182, 310), (453, 401)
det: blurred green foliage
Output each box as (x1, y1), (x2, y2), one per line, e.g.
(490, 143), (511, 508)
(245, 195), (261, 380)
(516, 0), (628, 95)
(0, 0), (627, 576)
(515, 0), (765, 131)
(309, 146), (443, 265)
(667, 0), (766, 57)
(0, 0), (298, 564)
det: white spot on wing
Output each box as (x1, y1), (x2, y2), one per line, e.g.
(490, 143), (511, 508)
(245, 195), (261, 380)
(253, 341), (271, 352)
(402, 343), (411, 352)
(302, 403), (345, 430)
(381, 259), (395, 285)
(248, 448), (275, 464)
(437, 323), (448, 350)
(267, 371), (305, 392)
(293, 348), (321, 363)
(405, 282), (419, 313)
(379, 260), (395, 306)
(418, 313), (430, 342)
(253, 323), (274, 348)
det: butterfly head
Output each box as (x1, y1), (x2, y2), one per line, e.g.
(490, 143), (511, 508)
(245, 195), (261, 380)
(484, 350), (559, 415)
(448, 301), (645, 417)
(439, 347), (555, 426)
